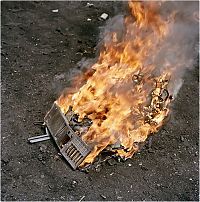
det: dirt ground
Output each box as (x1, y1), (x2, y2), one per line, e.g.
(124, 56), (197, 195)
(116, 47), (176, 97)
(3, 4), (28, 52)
(1, 1), (199, 201)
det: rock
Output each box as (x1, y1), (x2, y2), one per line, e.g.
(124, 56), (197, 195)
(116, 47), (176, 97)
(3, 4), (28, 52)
(180, 136), (184, 142)
(71, 180), (77, 188)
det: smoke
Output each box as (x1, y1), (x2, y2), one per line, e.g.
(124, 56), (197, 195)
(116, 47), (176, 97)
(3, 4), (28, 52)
(99, 1), (199, 97)
(157, 1), (199, 96)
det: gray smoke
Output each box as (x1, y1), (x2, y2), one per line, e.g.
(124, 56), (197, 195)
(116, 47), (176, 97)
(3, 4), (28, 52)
(99, 1), (199, 97)
(158, 1), (199, 96)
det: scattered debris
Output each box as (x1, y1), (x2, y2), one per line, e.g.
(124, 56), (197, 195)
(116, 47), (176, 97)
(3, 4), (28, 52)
(86, 3), (94, 8)
(79, 195), (85, 202)
(53, 154), (60, 161)
(87, 18), (92, 22)
(52, 9), (59, 13)
(147, 136), (153, 149)
(37, 154), (43, 161)
(39, 144), (47, 153)
(2, 157), (9, 164)
(71, 180), (77, 188)
(107, 158), (117, 166)
(117, 196), (123, 200)
(156, 183), (161, 187)
(141, 165), (149, 171)
(132, 73), (143, 84)
(148, 148), (155, 153)
(99, 13), (109, 20)
(8, 8), (24, 12)
(100, 194), (106, 199)
(4, 22), (22, 27)
(128, 163), (132, 167)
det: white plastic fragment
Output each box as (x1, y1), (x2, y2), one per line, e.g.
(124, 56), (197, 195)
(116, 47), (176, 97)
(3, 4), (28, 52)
(52, 9), (59, 13)
(100, 13), (109, 20)
(87, 18), (92, 21)
(86, 3), (94, 7)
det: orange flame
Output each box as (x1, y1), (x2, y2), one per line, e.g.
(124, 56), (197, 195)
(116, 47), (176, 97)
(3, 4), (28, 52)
(57, 1), (175, 166)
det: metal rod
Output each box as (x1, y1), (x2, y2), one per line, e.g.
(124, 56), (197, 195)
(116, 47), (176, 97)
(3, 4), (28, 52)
(29, 136), (51, 143)
(28, 134), (50, 141)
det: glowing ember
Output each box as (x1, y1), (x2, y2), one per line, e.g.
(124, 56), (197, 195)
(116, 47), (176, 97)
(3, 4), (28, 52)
(55, 1), (197, 167)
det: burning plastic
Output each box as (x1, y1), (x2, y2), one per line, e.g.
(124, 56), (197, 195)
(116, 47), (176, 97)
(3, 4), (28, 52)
(52, 1), (198, 168)
(55, 1), (175, 167)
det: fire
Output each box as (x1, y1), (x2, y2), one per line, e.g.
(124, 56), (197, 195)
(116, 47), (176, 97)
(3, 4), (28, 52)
(56, 1), (176, 166)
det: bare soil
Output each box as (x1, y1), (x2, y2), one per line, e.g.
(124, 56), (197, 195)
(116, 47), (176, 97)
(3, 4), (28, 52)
(1, 1), (199, 201)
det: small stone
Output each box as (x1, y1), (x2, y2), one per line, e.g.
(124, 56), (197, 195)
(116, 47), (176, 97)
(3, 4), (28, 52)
(180, 136), (184, 142)
(41, 161), (46, 165)
(128, 163), (132, 167)
(38, 154), (43, 161)
(71, 180), (77, 188)
(41, 174), (45, 178)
